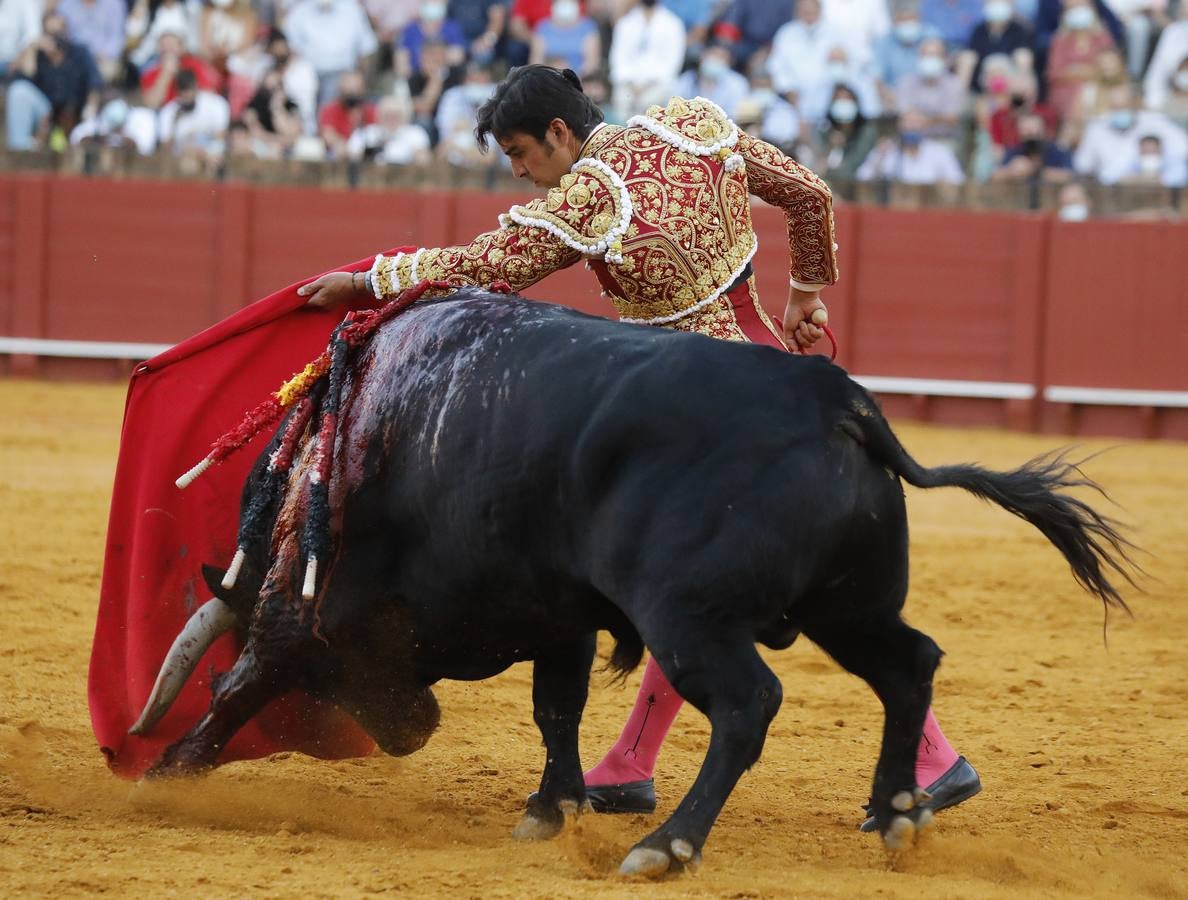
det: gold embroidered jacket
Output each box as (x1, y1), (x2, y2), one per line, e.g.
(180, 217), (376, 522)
(370, 96), (838, 326)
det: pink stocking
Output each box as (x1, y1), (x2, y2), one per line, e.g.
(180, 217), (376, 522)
(585, 655), (683, 786)
(915, 707), (960, 787)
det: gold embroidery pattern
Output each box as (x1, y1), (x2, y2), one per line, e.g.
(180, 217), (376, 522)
(736, 130), (838, 288)
(375, 226), (580, 295)
(663, 294), (748, 342)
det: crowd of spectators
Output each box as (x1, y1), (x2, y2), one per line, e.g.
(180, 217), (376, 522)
(3, 0), (1187, 211)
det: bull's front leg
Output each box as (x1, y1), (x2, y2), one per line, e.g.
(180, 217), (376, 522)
(619, 633), (782, 878)
(146, 644), (286, 777)
(513, 633), (596, 841)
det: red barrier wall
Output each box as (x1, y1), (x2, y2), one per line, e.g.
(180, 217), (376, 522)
(3, 173), (1186, 439)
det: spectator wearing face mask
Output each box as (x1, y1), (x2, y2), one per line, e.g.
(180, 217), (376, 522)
(674, 45), (750, 118)
(530, 0), (601, 77)
(895, 37), (966, 139)
(817, 83), (879, 184)
(958, 0), (1035, 93)
(858, 109), (967, 184)
(436, 61), (498, 166)
(158, 67), (230, 166)
(1073, 83), (1188, 183)
(397, 2), (467, 79)
(607, 0), (686, 122)
(874, 2), (942, 106)
(1055, 179), (1092, 219)
(1116, 134), (1187, 187)
(318, 70), (376, 159)
(1045, 0), (1117, 123)
(285, 0), (378, 107)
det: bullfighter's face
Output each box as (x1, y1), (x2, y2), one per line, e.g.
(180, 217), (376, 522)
(497, 118), (578, 189)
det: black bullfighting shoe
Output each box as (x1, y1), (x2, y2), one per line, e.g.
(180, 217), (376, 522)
(585, 778), (657, 814)
(526, 778), (657, 815)
(859, 756), (982, 833)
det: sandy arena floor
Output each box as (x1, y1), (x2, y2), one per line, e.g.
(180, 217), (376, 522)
(1, 379), (1186, 899)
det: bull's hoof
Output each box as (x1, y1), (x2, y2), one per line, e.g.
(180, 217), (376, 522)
(619, 838), (702, 878)
(513, 811), (563, 841)
(881, 808), (934, 851)
(512, 797), (589, 841)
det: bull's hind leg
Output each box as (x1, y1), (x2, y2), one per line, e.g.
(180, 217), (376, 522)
(804, 613), (941, 849)
(619, 633), (782, 878)
(147, 644), (285, 776)
(513, 634), (596, 841)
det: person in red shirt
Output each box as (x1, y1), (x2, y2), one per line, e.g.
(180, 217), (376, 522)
(140, 30), (222, 110)
(317, 70), (376, 159)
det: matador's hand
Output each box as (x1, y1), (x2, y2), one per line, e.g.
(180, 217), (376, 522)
(298, 271), (366, 308)
(783, 288), (828, 350)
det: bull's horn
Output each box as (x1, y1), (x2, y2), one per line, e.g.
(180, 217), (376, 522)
(127, 598), (238, 736)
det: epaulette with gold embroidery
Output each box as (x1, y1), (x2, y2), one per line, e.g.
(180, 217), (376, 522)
(499, 158), (633, 264)
(627, 96), (744, 171)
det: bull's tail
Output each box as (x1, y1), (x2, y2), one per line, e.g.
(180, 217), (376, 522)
(846, 393), (1137, 613)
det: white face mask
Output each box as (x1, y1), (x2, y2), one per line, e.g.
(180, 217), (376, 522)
(984, 1), (1012, 22)
(827, 61), (849, 81)
(1174, 70), (1188, 91)
(1063, 6), (1095, 29)
(830, 97), (859, 123)
(1059, 202), (1089, 222)
(1138, 154), (1162, 174)
(894, 20), (922, 43)
(422, 3), (446, 22)
(552, 0), (580, 23)
(917, 54), (946, 78)
(700, 57), (728, 80)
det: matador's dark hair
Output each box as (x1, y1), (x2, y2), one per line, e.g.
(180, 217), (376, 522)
(474, 64), (605, 151)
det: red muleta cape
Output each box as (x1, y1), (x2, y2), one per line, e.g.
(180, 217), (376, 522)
(89, 248), (417, 778)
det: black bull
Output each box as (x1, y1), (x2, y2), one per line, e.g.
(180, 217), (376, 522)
(134, 290), (1132, 877)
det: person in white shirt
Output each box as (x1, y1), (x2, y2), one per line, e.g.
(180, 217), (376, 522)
(347, 93), (431, 165)
(768, 0), (855, 101)
(858, 110), (966, 183)
(607, 0), (686, 121)
(1074, 83), (1188, 184)
(284, 0), (378, 106)
(796, 43), (884, 126)
(673, 44), (751, 118)
(822, 0), (892, 63)
(1143, 1), (1188, 109)
(158, 67), (230, 162)
(0, 0), (42, 75)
